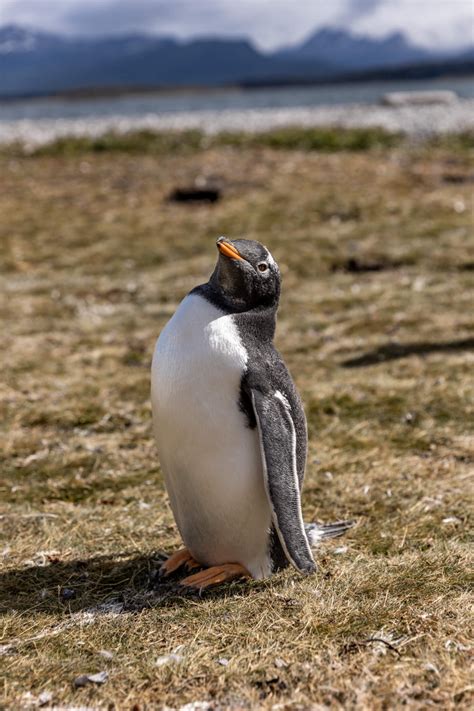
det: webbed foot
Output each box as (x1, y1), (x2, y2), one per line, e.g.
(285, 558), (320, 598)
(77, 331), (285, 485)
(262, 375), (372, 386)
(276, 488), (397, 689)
(180, 563), (250, 590)
(160, 548), (200, 577)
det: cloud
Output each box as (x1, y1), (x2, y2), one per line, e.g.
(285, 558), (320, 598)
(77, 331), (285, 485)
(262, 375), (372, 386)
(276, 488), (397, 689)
(0, 0), (472, 50)
(64, 0), (220, 36)
(0, 0), (348, 49)
(337, 0), (389, 24)
(352, 0), (474, 48)
(63, 0), (348, 50)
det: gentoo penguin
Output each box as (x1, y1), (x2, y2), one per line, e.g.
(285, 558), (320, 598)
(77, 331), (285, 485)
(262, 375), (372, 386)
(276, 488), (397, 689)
(151, 237), (352, 590)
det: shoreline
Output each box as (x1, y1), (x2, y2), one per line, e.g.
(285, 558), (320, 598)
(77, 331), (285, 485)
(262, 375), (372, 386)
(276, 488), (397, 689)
(1, 99), (473, 147)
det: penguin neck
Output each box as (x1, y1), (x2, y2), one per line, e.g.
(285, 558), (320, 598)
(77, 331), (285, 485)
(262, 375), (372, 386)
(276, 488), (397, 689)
(192, 283), (278, 342)
(236, 305), (277, 343)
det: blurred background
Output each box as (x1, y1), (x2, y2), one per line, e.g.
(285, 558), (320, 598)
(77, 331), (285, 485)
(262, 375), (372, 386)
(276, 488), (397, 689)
(1, 2), (473, 710)
(0, 0), (473, 141)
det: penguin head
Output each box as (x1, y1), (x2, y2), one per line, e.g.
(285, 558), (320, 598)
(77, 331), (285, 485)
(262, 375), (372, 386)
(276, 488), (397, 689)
(211, 237), (281, 311)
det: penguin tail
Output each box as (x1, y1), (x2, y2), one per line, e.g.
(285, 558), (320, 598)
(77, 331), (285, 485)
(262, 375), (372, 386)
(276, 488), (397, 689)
(305, 519), (355, 546)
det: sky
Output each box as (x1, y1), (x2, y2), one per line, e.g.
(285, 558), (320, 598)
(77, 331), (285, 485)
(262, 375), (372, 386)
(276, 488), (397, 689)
(0, 0), (473, 51)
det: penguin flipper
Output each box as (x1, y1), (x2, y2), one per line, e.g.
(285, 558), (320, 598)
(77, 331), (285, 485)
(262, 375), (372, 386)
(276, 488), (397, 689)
(250, 388), (316, 574)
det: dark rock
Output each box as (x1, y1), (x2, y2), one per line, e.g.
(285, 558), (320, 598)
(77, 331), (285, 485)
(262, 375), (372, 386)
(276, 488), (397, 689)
(332, 257), (404, 273)
(60, 587), (76, 600)
(168, 187), (221, 204)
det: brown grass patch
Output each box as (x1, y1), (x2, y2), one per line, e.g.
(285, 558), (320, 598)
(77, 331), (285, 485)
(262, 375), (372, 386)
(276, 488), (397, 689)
(1, 135), (473, 709)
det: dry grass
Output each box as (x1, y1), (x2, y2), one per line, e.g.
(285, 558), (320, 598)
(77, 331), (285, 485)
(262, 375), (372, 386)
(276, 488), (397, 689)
(1, 131), (473, 710)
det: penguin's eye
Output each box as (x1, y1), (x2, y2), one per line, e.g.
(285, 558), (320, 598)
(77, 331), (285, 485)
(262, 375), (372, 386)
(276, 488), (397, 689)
(257, 262), (268, 273)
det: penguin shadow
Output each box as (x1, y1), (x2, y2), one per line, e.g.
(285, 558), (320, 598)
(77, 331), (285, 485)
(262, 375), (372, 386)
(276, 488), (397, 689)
(341, 336), (474, 368)
(0, 551), (264, 616)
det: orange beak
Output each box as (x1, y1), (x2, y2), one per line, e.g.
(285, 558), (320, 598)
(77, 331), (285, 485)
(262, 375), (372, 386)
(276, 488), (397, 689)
(217, 239), (243, 261)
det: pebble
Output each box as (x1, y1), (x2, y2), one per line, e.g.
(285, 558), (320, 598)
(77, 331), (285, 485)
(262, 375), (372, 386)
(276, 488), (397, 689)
(73, 671), (108, 687)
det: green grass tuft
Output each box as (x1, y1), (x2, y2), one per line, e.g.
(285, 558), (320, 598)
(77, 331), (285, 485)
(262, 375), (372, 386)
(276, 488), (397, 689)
(1, 125), (404, 158)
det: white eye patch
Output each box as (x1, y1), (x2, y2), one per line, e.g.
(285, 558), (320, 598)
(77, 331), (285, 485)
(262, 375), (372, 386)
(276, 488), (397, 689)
(265, 251), (277, 268)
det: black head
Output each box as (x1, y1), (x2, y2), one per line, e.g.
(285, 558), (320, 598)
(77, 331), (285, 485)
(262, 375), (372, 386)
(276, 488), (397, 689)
(209, 237), (281, 312)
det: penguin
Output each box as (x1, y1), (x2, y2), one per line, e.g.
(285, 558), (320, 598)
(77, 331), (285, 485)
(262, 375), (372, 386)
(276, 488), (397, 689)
(151, 237), (352, 590)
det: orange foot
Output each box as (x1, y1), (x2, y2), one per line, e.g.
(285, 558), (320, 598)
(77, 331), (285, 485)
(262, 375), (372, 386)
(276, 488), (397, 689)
(180, 563), (250, 591)
(160, 548), (201, 577)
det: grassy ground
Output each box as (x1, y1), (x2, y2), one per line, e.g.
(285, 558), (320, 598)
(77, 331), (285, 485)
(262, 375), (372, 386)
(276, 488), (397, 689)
(1, 128), (473, 709)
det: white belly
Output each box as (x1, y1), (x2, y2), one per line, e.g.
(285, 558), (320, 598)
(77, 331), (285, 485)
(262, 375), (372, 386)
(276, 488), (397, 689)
(151, 293), (272, 579)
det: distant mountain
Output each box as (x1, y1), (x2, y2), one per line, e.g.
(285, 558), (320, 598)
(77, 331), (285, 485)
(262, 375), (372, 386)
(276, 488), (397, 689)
(276, 27), (433, 69)
(0, 24), (471, 98)
(0, 24), (323, 96)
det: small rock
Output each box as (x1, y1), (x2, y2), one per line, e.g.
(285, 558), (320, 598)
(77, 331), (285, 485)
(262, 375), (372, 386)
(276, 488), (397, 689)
(38, 690), (53, 706)
(274, 657), (287, 668)
(87, 671), (109, 684)
(412, 276), (426, 292)
(217, 657), (229, 666)
(445, 639), (470, 652)
(73, 670), (108, 687)
(156, 653), (183, 667)
(0, 643), (16, 656)
(61, 588), (76, 600)
(73, 674), (90, 688)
